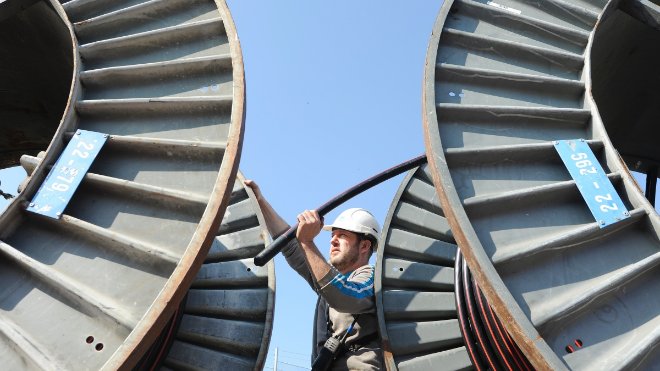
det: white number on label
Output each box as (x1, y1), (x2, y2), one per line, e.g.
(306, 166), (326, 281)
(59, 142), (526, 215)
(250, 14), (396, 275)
(600, 203), (619, 212)
(580, 167), (597, 175)
(571, 153), (587, 161)
(576, 159), (592, 168)
(77, 140), (94, 151)
(56, 175), (74, 184)
(51, 183), (69, 192)
(72, 149), (89, 158)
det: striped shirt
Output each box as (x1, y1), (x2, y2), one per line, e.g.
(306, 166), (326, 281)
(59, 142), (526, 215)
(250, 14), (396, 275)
(283, 239), (383, 370)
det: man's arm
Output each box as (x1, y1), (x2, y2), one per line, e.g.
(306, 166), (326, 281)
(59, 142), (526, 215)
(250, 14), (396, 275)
(244, 183), (374, 312)
(296, 210), (332, 282)
(245, 179), (330, 277)
(296, 210), (375, 313)
(245, 180), (317, 289)
(244, 180), (329, 280)
(244, 180), (289, 237)
(317, 265), (375, 314)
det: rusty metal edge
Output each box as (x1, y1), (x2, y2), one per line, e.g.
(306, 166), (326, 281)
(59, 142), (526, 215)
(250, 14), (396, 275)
(103, 0), (246, 368)
(420, 1), (566, 369)
(238, 171), (276, 371)
(0, 0), (81, 239)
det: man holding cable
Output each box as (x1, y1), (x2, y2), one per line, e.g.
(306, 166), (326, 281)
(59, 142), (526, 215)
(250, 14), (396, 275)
(245, 180), (383, 371)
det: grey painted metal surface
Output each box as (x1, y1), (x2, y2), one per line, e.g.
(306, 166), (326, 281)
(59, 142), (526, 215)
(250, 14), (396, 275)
(424, 0), (660, 369)
(375, 165), (472, 371)
(0, 0), (245, 368)
(19, 160), (276, 370)
(163, 173), (275, 371)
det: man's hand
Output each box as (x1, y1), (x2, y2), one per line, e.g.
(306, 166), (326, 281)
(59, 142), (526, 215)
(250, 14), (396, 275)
(244, 179), (262, 200)
(296, 210), (323, 244)
(243, 179), (289, 237)
(296, 209), (331, 282)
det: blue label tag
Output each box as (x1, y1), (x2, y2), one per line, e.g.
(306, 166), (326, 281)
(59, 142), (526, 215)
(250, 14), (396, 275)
(555, 139), (629, 228)
(27, 130), (107, 219)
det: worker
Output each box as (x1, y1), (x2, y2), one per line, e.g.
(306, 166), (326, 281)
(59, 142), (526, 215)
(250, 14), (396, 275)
(245, 180), (383, 370)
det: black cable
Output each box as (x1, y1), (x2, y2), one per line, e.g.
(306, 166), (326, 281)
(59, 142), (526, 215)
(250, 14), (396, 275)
(253, 154), (427, 266)
(462, 256), (500, 370)
(133, 294), (188, 370)
(645, 166), (657, 207)
(472, 277), (513, 370)
(455, 250), (535, 370)
(454, 250), (487, 370)
(483, 292), (533, 371)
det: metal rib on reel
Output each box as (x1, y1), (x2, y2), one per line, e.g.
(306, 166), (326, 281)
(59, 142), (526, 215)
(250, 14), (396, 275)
(375, 164), (465, 370)
(16, 152), (274, 370)
(152, 173), (275, 371)
(0, 0), (244, 368)
(375, 164), (529, 370)
(424, 0), (660, 369)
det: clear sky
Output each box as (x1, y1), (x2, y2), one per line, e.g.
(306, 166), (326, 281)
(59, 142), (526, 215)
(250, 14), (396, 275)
(223, 1), (443, 368)
(1, 1), (659, 370)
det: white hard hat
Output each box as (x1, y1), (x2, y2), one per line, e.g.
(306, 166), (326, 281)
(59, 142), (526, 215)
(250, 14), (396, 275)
(322, 208), (381, 242)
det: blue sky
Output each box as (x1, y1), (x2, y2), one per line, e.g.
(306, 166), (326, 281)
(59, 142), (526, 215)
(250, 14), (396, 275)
(1, 1), (659, 369)
(224, 1), (443, 368)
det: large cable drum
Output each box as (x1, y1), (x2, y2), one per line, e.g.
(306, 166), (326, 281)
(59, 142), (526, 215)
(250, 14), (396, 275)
(160, 173), (275, 371)
(376, 165), (531, 371)
(0, 0), (246, 368)
(375, 164), (470, 370)
(423, 0), (660, 370)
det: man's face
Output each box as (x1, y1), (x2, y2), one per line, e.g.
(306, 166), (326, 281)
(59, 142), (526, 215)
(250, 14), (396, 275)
(329, 229), (361, 273)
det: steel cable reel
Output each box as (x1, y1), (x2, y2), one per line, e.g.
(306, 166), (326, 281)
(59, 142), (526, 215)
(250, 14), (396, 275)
(375, 164), (468, 370)
(4, 0), (659, 369)
(375, 164), (532, 371)
(148, 172), (275, 371)
(423, 0), (660, 369)
(0, 0), (279, 369)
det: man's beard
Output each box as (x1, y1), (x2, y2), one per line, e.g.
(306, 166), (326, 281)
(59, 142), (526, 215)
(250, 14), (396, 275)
(330, 243), (360, 272)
